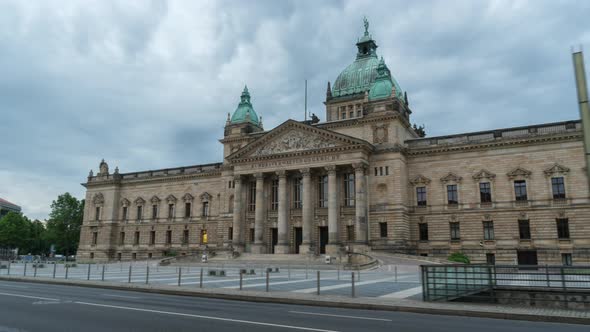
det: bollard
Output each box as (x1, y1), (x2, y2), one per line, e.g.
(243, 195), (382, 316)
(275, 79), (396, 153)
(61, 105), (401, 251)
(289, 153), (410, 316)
(199, 268), (203, 288)
(265, 270), (270, 292)
(288, 263), (291, 281)
(101, 265), (105, 281)
(178, 267), (182, 286)
(87, 264), (91, 280)
(395, 266), (398, 282)
(53, 263), (57, 278)
(34, 263), (38, 277)
(65, 265), (69, 279)
(351, 272), (355, 297)
(23, 262), (27, 276)
(316, 271), (320, 295)
(128, 265), (132, 283)
(146, 266), (150, 284)
(239, 271), (243, 290)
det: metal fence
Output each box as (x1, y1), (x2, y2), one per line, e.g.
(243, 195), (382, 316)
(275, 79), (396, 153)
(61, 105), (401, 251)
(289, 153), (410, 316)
(421, 264), (590, 309)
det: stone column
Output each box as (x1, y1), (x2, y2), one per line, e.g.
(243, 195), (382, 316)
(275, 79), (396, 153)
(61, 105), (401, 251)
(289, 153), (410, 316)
(300, 168), (312, 254)
(325, 165), (340, 256)
(354, 163), (369, 251)
(232, 175), (244, 252)
(275, 170), (289, 254)
(251, 173), (266, 254)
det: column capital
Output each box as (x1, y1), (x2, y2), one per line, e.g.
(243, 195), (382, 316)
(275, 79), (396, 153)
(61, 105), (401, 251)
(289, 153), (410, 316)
(254, 172), (265, 180)
(353, 162), (368, 173)
(233, 175), (243, 182)
(299, 168), (311, 177)
(325, 165), (337, 175)
(276, 170), (287, 178)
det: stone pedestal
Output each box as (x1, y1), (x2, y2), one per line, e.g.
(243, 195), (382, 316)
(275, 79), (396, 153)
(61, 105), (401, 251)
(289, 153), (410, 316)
(298, 243), (312, 255)
(349, 243), (370, 254)
(274, 244), (290, 254)
(250, 243), (266, 254)
(325, 244), (341, 256)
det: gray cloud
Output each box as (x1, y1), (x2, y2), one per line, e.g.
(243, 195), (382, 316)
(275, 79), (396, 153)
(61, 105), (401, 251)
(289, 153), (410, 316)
(0, 0), (588, 219)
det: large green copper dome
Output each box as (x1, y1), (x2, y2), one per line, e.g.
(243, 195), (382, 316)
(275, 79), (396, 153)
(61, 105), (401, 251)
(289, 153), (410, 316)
(230, 86), (260, 125)
(368, 58), (404, 101)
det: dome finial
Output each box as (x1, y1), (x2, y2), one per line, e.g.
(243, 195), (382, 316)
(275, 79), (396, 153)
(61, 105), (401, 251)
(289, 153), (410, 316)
(363, 16), (369, 36)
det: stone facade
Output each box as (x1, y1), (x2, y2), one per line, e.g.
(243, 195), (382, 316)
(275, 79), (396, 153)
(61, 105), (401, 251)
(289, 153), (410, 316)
(77, 23), (590, 265)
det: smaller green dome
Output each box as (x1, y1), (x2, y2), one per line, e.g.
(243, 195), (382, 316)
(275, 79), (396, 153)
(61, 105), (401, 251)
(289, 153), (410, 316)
(368, 58), (403, 101)
(230, 85), (260, 125)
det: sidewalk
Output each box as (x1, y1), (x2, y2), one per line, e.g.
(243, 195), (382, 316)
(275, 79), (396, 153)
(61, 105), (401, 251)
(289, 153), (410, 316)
(1, 275), (588, 325)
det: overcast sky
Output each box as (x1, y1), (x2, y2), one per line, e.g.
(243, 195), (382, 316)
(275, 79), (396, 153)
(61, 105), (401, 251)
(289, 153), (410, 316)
(1, 0), (589, 220)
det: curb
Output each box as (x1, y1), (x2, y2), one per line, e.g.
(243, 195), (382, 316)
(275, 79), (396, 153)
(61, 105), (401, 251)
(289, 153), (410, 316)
(0, 276), (588, 325)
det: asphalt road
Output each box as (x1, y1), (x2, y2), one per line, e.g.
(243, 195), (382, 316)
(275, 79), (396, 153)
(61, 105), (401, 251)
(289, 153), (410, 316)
(0, 280), (586, 332)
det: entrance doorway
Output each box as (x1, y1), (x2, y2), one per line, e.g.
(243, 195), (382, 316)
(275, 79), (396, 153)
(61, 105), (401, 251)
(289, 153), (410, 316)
(294, 227), (302, 254)
(517, 250), (538, 267)
(318, 226), (328, 254)
(270, 228), (278, 254)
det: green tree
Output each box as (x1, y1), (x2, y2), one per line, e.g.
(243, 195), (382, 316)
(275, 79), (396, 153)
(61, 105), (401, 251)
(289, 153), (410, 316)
(45, 193), (84, 258)
(448, 252), (470, 264)
(29, 220), (48, 255)
(0, 212), (31, 253)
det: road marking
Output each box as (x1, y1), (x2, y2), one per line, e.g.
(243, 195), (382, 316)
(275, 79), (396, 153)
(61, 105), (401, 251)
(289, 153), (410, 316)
(75, 301), (340, 332)
(0, 292), (59, 301)
(379, 286), (423, 299)
(292, 277), (397, 293)
(288, 311), (392, 322)
(173, 276), (269, 286)
(101, 294), (141, 299)
(224, 278), (317, 289)
(0, 284), (29, 289)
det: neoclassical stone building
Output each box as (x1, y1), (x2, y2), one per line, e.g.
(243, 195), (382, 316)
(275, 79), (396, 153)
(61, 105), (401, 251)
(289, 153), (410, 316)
(78, 22), (590, 265)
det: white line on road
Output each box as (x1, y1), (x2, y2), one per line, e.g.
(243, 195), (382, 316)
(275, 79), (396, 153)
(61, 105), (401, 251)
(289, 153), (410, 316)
(75, 301), (340, 332)
(101, 294), (142, 299)
(379, 286), (423, 299)
(0, 291), (59, 301)
(0, 283), (29, 288)
(288, 311), (392, 322)
(293, 277), (399, 293)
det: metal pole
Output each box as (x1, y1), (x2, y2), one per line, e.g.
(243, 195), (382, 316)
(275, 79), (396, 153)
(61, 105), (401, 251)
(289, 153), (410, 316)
(23, 262), (27, 276)
(337, 265), (340, 281)
(87, 264), (91, 280)
(545, 264), (550, 287)
(305, 262), (308, 279)
(178, 267), (182, 286)
(101, 265), (105, 281)
(561, 267), (569, 308)
(7, 261), (10, 275)
(53, 263), (57, 278)
(145, 266), (150, 284)
(239, 271), (243, 290)
(266, 270), (269, 292)
(199, 268), (203, 288)
(316, 271), (320, 295)
(65, 265), (69, 279)
(395, 266), (398, 282)
(573, 50), (590, 187)
(358, 268), (361, 281)
(288, 263), (291, 281)
(351, 272), (355, 297)
(34, 263), (38, 277)
(128, 265), (132, 283)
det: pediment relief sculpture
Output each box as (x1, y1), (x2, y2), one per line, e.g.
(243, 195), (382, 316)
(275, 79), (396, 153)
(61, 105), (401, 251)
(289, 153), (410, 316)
(182, 193), (194, 202)
(472, 169), (496, 181)
(409, 174), (431, 186)
(440, 172), (462, 183)
(200, 192), (212, 202)
(92, 193), (104, 205)
(544, 163), (570, 176)
(150, 195), (160, 204)
(252, 129), (338, 157)
(134, 197), (145, 205)
(120, 198), (130, 207)
(507, 167), (532, 180)
(372, 123), (389, 144)
(166, 194), (177, 203)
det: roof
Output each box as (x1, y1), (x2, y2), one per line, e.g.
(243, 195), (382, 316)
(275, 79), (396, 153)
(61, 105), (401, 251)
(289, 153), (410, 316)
(0, 198), (21, 211)
(230, 85), (260, 126)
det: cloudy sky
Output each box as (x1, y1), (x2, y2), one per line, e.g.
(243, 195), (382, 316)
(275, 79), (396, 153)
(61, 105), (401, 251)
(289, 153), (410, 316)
(1, 0), (589, 220)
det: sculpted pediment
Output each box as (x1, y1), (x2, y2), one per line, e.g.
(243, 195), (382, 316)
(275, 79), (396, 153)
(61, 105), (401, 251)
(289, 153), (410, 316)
(228, 120), (372, 161)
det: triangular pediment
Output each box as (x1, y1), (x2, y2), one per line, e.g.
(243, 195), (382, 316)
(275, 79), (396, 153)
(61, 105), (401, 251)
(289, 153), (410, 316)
(507, 166), (532, 179)
(440, 172), (462, 183)
(227, 120), (372, 161)
(472, 169), (496, 181)
(409, 174), (431, 185)
(544, 163), (570, 176)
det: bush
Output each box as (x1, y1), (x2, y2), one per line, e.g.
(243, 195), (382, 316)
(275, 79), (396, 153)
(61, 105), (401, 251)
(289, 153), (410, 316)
(448, 252), (470, 264)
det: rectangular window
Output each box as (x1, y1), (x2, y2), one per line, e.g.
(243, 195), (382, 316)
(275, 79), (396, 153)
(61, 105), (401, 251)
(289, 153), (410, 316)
(293, 177), (302, 209)
(150, 231), (155, 245)
(183, 230), (189, 244)
(202, 202), (209, 216)
(479, 182), (492, 203)
(385, 166), (389, 175)
(341, 111), (346, 119)
(271, 179), (279, 210)
(450, 222), (460, 240)
(379, 167), (383, 176)
(318, 175), (328, 207)
(248, 181), (256, 212)
(132, 253), (137, 260)
(249, 228), (255, 242)
(514, 180), (528, 201)
(416, 187), (427, 206)
(483, 221), (495, 240)
(168, 204), (174, 218)
(343, 173), (355, 207)
(134, 231), (140, 245)
(379, 222), (388, 238)
(357, 110), (361, 117)
(486, 253), (496, 265)
(228, 227), (233, 241)
(374, 167), (378, 176)
(152, 205), (158, 219)
(92, 232), (98, 245)
(349, 111), (354, 118)
(556, 218), (570, 239)
(95, 207), (100, 221)
(518, 220), (531, 239)
(185, 202), (191, 218)
(166, 230), (172, 245)
(119, 232), (125, 245)
(419, 223), (429, 241)
(562, 253), (572, 266)
(347, 225), (354, 241)
(551, 177), (566, 199)
(137, 206), (143, 220)
(122, 206), (128, 220)
(447, 185), (458, 205)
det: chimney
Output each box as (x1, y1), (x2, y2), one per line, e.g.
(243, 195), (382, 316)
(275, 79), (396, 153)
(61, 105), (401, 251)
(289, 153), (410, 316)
(573, 49), (590, 190)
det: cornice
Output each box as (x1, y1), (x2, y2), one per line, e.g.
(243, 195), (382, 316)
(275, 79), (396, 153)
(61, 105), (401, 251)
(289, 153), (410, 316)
(230, 144), (372, 164)
(85, 170), (223, 188)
